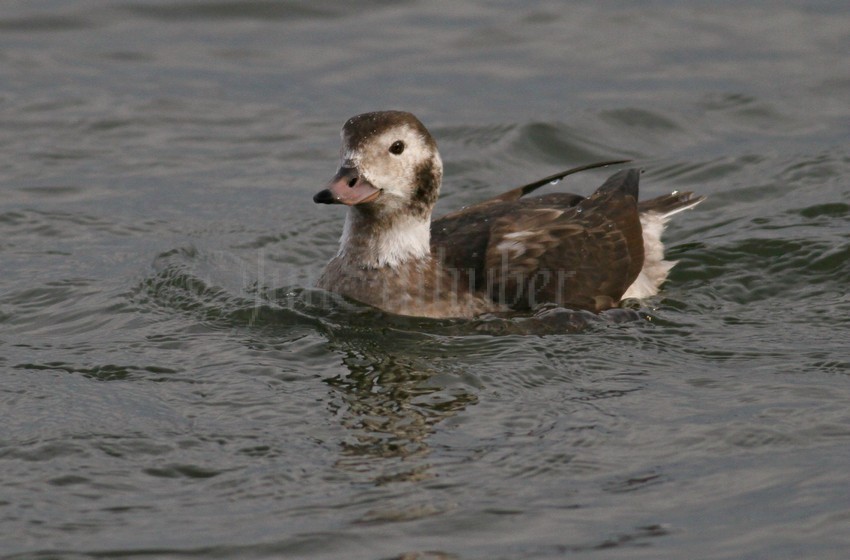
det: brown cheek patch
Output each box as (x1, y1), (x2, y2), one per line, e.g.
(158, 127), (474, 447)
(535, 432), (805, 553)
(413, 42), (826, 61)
(409, 159), (441, 217)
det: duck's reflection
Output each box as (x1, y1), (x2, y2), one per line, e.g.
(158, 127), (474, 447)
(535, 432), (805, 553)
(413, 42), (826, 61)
(324, 347), (477, 485)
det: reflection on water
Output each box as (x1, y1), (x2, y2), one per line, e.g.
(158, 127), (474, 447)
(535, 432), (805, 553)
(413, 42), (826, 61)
(327, 347), (477, 485)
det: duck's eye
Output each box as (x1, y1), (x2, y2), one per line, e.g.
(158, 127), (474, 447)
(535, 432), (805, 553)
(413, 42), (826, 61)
(389, 140), (405, 155)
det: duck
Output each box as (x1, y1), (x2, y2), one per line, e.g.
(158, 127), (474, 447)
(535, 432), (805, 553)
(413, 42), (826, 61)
(313, 110), (704, 318)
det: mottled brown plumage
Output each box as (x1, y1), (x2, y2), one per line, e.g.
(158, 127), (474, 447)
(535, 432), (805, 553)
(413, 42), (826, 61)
(314, 111), (705, 318)
(433, 169), (646, 311)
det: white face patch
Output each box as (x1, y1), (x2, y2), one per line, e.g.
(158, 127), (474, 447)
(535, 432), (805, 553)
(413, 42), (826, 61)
(332, 113), (444, 268)
(344, 124), (440, 206)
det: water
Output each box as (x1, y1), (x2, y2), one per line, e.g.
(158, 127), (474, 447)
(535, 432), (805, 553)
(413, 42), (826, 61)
(2, 1), (849, 558)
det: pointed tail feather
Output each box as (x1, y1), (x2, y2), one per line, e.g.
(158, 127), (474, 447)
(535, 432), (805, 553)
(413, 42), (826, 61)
(638, 191), (705, 218)
(489, 159), (632, 203)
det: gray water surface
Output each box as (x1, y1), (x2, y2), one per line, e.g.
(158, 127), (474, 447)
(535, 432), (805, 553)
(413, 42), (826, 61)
(2, 1), (850, 559)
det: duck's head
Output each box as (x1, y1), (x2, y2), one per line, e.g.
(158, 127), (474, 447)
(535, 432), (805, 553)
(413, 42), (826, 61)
(313, 111), (443, 220)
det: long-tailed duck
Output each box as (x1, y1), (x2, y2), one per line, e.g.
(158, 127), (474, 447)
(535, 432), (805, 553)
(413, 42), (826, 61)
(314, 111), (704, 318)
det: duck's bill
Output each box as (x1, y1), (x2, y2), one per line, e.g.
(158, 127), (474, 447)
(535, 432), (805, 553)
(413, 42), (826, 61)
(313, 167), (381, 205)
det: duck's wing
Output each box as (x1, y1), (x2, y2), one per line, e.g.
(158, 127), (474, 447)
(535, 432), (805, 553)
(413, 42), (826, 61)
(483, 169), (644, 311)
(432, 160), (630, 280)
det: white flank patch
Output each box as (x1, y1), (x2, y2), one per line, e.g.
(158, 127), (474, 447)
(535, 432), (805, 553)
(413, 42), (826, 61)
(622, 194), (704, 300)
(622, 212), (674, 300)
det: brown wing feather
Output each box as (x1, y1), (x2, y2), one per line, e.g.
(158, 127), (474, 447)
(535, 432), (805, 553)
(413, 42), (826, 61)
(482, 169), (644, 311)
(432, 166), (644, 312)
(432, 195), (585, 287)
(484, 209), (581, 309)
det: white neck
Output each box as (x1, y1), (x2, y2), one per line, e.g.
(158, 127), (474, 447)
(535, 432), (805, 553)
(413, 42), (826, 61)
(338, 211), (431, 268)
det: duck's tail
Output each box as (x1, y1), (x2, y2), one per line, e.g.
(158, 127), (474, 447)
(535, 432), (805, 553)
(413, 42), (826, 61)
(622, 191), (705, 300)
(638, 191), (706, 218)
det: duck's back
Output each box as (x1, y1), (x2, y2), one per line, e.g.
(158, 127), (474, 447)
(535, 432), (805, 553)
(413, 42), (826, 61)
(432, 169), (645, 311)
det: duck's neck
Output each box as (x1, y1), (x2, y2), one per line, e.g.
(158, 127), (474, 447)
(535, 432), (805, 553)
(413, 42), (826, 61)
(338, 208), (431, 269)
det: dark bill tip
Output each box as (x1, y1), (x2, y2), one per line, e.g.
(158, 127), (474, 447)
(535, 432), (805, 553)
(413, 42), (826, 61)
(313, 189), (336, 204)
